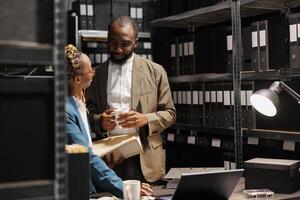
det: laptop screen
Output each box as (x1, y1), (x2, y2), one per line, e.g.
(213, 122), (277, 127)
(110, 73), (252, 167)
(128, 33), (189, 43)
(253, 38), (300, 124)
(171, 169), (244, 200)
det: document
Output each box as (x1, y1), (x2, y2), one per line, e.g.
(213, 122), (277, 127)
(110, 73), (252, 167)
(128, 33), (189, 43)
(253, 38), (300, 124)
(92, 134), (143, 162)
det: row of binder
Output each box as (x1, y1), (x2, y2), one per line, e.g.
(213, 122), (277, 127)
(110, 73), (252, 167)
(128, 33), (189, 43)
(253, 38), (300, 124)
(170, 34), (194, 76)
(171, 82), (255, 129)
(72, 0), (95, 30)
(93, 0), (153, 32)
(81, 36), (153, 66)
(289, 13), (300, 69)
(163, 12), (298, 76)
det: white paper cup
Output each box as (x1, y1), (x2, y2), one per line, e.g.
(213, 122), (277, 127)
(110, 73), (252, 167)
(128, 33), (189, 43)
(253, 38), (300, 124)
(123, 180), (140, 200)
(112, 110), (122, 125)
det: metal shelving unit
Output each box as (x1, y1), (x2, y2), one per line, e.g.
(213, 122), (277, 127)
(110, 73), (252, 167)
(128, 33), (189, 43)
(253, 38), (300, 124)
(0, 0), (68, 199)
(151, 0), (300, 168)
(0, 44), (53, 65)
(168, 68), (300, 83)
(151, 0), (300, 28)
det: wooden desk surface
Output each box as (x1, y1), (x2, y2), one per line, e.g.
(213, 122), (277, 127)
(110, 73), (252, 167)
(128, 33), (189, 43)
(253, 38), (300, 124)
(153, 178), (300, 200)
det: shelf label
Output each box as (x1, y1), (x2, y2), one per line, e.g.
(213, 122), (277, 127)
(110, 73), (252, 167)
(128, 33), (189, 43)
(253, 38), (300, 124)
(247, 137), (259, 145)
(212, 138), (221, 148)
(167, 133), (175, 142)
(283, 140), (295, 151)
(187, 136), (196, 144)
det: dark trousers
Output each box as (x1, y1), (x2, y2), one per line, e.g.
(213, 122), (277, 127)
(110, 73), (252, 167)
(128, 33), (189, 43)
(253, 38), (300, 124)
(113, 155), (146, 182)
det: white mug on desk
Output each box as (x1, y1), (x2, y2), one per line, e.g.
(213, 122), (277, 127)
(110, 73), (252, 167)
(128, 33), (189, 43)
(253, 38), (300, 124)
(123, 180), (140, 200)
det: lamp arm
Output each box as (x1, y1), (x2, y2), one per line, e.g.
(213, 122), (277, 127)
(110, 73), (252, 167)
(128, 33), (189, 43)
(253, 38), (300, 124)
(280, 82), (300, 104)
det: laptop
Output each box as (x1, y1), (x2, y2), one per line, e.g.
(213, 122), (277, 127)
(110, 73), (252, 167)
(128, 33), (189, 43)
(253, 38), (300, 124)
(156, 169), (244, 200)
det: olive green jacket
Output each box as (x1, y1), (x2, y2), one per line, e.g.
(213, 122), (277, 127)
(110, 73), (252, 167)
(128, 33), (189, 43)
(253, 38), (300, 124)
(86, 54), (176, 182)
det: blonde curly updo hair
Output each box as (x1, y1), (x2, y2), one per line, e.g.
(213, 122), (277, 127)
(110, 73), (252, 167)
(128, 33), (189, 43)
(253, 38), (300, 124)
(65, 44), (83, 79)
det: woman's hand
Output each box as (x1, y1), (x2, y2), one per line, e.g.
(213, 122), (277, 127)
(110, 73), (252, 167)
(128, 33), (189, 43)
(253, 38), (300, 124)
(140, 182), (153, 197)
(101, 109), (116, 131)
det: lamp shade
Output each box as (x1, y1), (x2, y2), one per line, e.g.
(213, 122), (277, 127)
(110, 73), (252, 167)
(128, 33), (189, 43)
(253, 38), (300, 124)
(250, 89), (279, 117)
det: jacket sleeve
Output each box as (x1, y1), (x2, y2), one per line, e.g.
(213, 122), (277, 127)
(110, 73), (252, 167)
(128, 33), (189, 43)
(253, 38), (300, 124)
(145, 65), (176, 136)
(66, 109), (123, 198)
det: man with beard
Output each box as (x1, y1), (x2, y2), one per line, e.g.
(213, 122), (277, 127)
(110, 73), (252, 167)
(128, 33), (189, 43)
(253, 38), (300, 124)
(86, 15), (176, 184)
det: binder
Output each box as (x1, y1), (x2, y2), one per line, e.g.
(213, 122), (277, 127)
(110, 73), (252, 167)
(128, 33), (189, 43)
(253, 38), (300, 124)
(142, 1), (155, 32)
(195, 25), (227, 74)
(136, 7), (144, 31)
(216, 86), (224, 128)
(289, 13), (300, 68)
(246, 89), (255, 129)
(226, 31), (233, 72)
(251, 22), (259, 71)
(223, 83), (233, 128)
(113, 1), (129, 19)
(240, 89), (247, 128)
(170, 41), (178, 76)
(227, 26), (252, 72)
(242, 26), (253, 71)
(178, 41), (184, 75)
(179, 34), (194, 75)
(192, 82), (204, 126)
(94, 0), (111, 30)
(259, 20), (269, 71)
(268, 13), (290, 70)
(72, 0), (88, 30)
(86, 0), (94, 30)
(180, 83), (192, 124)
(210, 86), (218, 127)
(204, 84), (212, 127)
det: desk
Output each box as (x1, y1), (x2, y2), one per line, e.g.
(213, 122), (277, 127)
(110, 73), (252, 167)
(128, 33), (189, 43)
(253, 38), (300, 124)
(229, 178), (300, 200)
(153, 178), (300, 200)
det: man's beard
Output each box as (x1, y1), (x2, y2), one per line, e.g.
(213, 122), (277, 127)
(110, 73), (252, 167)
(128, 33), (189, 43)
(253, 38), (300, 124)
(109, 51), (133, 65)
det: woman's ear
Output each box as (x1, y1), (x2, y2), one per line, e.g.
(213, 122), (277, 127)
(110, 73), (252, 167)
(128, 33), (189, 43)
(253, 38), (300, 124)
(75, 76), (81, 83)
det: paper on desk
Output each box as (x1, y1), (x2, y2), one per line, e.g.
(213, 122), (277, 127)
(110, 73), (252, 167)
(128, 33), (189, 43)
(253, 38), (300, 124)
(164, 167), (225, 179)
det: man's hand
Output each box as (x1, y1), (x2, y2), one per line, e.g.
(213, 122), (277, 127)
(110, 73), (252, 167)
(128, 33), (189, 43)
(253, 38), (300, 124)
(101, 109), (116, 131)
(118, 111), (148, 129)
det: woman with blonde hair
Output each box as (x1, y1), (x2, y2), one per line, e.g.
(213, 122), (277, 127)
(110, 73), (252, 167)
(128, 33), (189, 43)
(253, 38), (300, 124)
(64, 44), (153, 198)
(65, 44), (123, 197)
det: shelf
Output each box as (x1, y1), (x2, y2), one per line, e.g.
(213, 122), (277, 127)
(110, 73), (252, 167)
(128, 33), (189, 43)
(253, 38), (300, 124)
(245, 128), (300, 141)
(151, 0), (300, 28)
(168, 68), (300, 83)
(0, 42), (53, 65)
(79, 30), (151, 42)
(173, 123), (235, 137)
(0, 180), (54, 200)
(172, 123), (300, 141)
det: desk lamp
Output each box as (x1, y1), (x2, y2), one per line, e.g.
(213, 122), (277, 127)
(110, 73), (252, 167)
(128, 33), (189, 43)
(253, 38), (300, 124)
(250, 81), (300, 117)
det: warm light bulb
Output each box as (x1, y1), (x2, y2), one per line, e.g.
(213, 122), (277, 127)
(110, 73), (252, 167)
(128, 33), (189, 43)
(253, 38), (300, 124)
(250, 94), (277, 117)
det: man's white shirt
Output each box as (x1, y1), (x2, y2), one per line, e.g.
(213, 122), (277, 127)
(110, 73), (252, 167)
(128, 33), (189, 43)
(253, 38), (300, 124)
(107, 54), (137, 135)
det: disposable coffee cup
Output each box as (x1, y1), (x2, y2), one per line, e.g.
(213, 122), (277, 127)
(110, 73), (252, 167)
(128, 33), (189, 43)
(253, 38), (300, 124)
(123, 180), (140, 200)
(112, 110), (122, 125)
